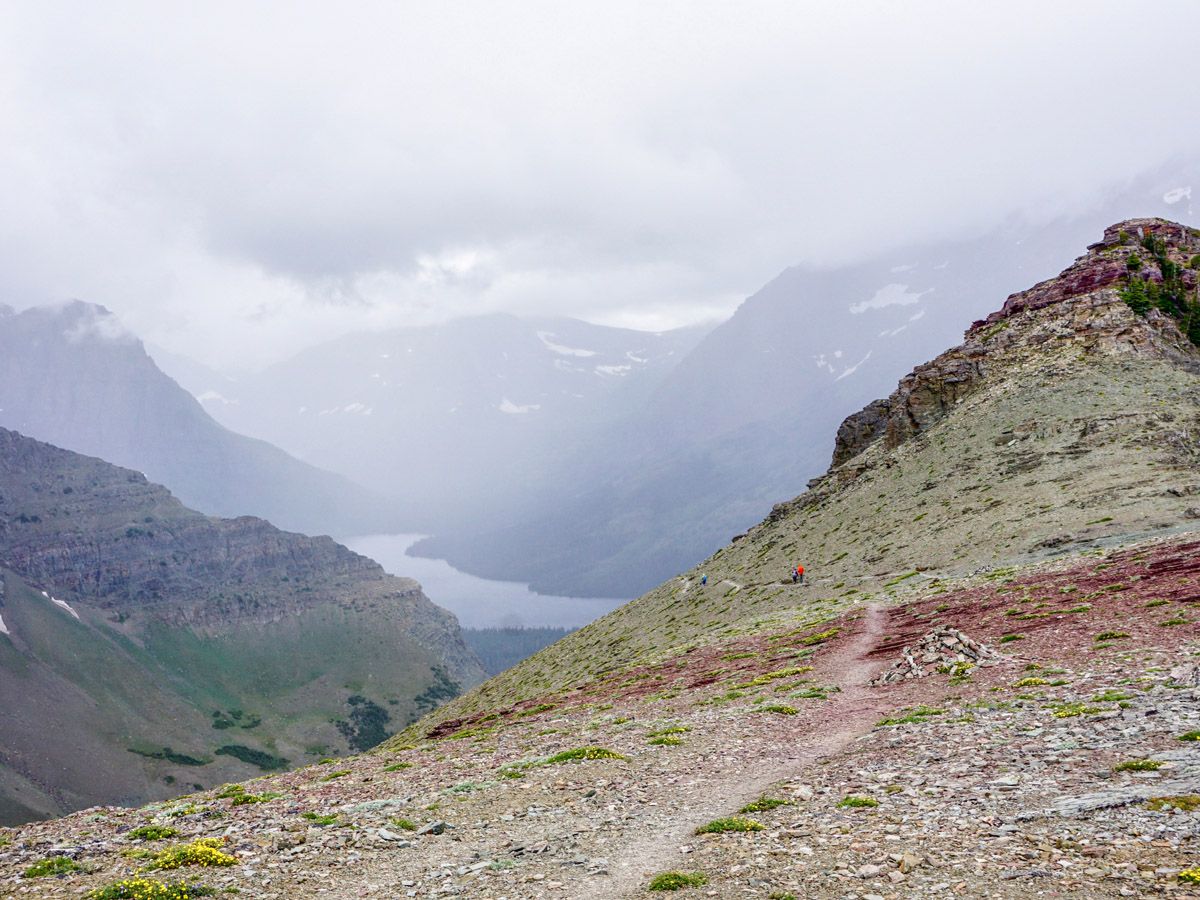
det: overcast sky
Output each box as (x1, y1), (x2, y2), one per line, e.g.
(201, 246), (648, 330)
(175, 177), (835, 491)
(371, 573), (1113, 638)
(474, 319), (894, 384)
(2, 1), (1199, 369)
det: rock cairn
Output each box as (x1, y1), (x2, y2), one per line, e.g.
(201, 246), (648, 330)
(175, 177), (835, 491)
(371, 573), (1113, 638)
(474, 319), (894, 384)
(871, 626), (1001, 685)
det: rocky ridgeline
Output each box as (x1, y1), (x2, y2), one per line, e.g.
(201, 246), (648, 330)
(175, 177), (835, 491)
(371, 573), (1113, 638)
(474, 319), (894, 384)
(870, 626), (1002, 685)
(982, 218), (1199, 325)
(826, 217), (1200, 473)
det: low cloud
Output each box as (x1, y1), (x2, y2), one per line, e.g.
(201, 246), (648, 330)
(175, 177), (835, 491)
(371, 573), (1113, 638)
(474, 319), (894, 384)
(1, 1), (1198, 368)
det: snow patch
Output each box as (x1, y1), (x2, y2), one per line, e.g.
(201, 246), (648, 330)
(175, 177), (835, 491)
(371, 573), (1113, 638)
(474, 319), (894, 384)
(537, 331), (597, 357)
(1163, 186), (1192, 205)
(849, 284), (933, 314)
(197, 390), (236, 405)
(625, 350), (648, 364)
(909, 309), (926, 322)
(343, 402), (373, 415)
(835, 350), (873, 381)
(595, 364), (632, 376)
(49, 595), (80, 620)
(890, 262), (918, 273)
(0, 612), (9, 636)
(553, 359), (582, 373)
(880, 325), (908, 338)
(498, 398), (541, 414)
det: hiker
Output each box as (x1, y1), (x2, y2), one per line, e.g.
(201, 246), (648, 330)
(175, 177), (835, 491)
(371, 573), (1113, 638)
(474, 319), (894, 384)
(700, 574), (708, 586)
(794, 564), (805, 584)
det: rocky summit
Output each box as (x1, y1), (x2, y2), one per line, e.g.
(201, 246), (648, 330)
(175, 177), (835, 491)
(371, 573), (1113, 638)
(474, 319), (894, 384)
(1, 220), (1198, 897)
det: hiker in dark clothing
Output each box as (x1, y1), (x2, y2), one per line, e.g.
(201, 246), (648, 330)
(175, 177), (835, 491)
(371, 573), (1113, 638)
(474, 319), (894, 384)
(793, 565), (805, 584)
(700, 574), (708, 586)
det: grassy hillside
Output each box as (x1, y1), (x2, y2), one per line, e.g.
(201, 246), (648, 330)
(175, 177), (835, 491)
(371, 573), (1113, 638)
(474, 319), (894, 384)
(0, 428), (484, 823)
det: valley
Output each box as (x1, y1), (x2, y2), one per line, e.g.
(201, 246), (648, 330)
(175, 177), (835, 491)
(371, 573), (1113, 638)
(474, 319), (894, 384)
(341, 534), (625, 629)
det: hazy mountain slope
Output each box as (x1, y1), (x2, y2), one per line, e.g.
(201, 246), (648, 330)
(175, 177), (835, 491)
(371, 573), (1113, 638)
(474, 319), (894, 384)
(0, 427), (483, 823)
(4, 220), (1198, 899)
(168, 314), (709, 528)
(420, 170), (1200, 597)
(0, 302), (396, 536)
(411, 217), (1200, 719)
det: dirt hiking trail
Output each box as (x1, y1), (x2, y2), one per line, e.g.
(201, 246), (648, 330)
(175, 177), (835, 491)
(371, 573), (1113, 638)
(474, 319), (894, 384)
(587, 603), (893, 899)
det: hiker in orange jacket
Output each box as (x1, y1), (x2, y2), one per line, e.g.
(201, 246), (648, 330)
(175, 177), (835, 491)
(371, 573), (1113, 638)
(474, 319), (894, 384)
(792, 565), (805, 584)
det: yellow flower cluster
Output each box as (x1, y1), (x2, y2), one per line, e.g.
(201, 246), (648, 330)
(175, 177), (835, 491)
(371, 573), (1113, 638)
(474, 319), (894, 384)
(85, 877), (197, 899)
(142, 837), (237, 872)
(1179, 867), (1200, 885)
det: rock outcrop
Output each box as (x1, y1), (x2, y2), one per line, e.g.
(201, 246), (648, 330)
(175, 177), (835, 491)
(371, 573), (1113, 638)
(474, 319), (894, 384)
(828, 218), (1200, 471)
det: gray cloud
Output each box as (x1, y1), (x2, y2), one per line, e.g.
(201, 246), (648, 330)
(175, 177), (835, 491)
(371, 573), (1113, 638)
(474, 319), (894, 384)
(1, 1), (1198, 368)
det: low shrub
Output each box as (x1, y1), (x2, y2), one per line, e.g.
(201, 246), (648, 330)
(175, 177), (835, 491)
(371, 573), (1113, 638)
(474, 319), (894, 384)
(301, 812), (338, 826)
(1147, 795), (1200, 812)
(87, 878), (215, 899)
(694, 817), (764, 834)
(544, 747), (627, 764)
(1113, 759), (1163, 773)
(755, 704), (798, 715)
(23, 856), (81, 878)
(141, 837), (237, 872)
(837, 795), (879, 809)
(739, 797), (788, 813)
(877, 705), (943, 727)
(648, 871), (708, 891)
(127, 826), (179, 841)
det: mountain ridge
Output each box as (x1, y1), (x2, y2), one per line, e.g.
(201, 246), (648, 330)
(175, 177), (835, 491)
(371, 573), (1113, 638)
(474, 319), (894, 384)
(0, 301), (397, 537)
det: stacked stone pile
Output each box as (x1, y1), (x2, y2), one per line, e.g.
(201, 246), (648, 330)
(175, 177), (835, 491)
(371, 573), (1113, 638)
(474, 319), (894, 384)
(871, 626), (1002, 685)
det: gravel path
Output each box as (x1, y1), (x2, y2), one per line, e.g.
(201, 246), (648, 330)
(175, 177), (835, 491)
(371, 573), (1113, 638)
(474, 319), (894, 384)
(590, 604), (892, 898)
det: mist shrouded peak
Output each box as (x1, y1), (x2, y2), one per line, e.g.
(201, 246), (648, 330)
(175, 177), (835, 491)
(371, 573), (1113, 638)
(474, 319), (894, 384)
(0, 302), (398, 536)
